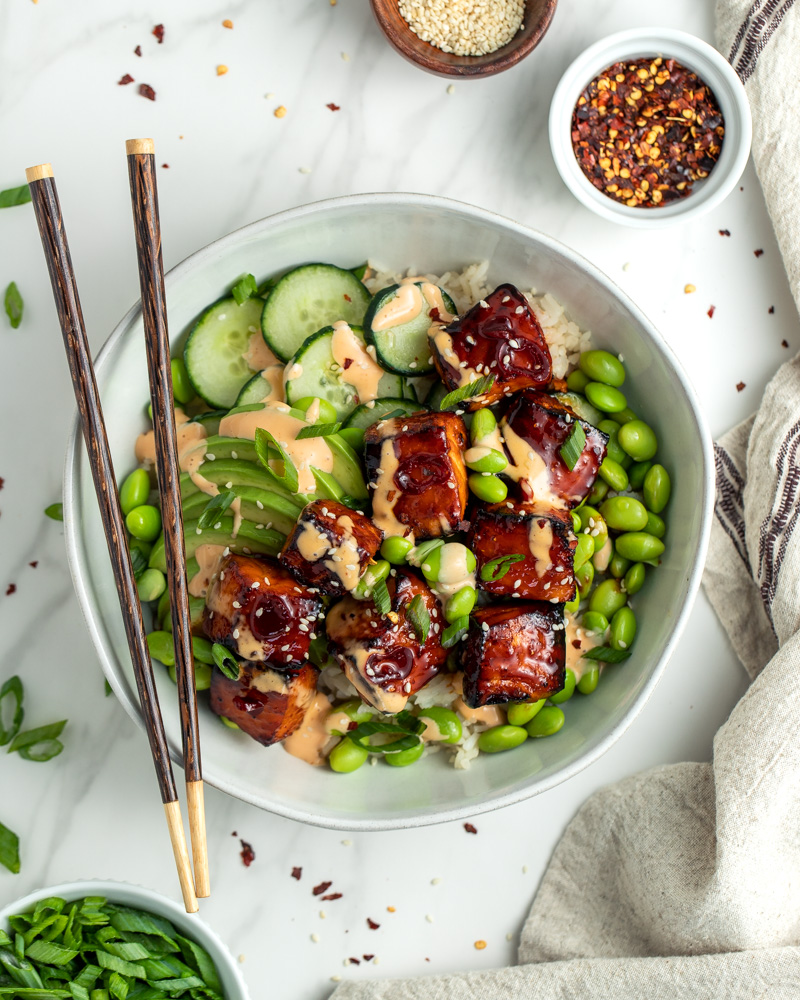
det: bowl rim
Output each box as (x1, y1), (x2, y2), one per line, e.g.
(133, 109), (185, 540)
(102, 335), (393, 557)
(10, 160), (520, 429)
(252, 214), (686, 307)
(548, 27), (753, 228)
(0, 879), (250, 999)
(63, 191), (714, 830)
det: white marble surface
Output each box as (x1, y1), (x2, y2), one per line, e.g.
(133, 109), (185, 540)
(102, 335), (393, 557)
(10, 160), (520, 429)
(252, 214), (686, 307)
(0, 1), (796, 998)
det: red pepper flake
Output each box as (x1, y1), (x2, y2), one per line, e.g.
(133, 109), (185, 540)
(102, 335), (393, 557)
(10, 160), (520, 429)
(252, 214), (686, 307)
(754, 249), (764, 258)
(134, 44), (142, 56)
(0, 477), (4, 490)
(782, 340), (789, 348)
(313, 881), (332, 896)
(327, 102), (341, 111)
(363, 954), (374, 962)
(571, 639), (582, 649)
(138, 83), (156, 101)
(464, 822), (478, 834)
(571, 57), (725, 208)
(719, 229), (731, 236)
(29, 561), (38, 568)
(162, 163), (169, 169)
(118, 74), (135, 85)
(342, 358), (353, 370)
(231, 830), (237, 836)
(239, 839), (255, 866)
(5, 584), (16, 596)
(707, 305), (716, 319)
(736, 381), (746, 392)
(291, 866), (302, 880)
(769, 306), (775, 314)
(367, 918), (380, 930)
(343, 293), (352, 302)
(152, 23), (165, 43)
(322, 892), (342, 901)
(348, 957), (361, 965)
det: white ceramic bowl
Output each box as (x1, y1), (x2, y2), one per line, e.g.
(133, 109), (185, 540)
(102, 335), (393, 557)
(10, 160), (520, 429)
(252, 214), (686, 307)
(0, 880), (250, 999)
(65, 193), (713, 830)
(549, 28), (752, 227)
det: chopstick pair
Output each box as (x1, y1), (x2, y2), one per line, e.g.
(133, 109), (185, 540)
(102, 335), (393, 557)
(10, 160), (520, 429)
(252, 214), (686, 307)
(26, 139), (209, 912)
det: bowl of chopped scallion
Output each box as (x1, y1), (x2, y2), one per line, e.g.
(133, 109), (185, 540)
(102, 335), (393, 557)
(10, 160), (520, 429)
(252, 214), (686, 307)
(0, 880), (249, 999)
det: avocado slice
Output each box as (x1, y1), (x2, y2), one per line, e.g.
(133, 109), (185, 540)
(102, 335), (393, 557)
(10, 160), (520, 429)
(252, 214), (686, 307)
(181, 484), (303, 536)
(148, 517), (285, 572)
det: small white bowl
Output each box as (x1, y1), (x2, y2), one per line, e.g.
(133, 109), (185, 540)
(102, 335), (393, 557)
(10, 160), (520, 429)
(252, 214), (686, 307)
(0, 880), (250, 999)
(549, 28), (752, 227)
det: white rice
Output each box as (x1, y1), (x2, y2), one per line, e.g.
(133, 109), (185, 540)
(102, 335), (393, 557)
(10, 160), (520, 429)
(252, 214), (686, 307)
(365, 260), (591, 379)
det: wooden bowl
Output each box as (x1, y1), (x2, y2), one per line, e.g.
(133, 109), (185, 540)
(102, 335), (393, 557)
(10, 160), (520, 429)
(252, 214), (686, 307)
(369, 0), (558, 78)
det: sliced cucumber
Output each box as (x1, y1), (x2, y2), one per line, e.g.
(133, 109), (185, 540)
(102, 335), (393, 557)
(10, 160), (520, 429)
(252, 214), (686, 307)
(364, 283), (456, 376)
(423, 380), (449, 410)
(556, 391), (603, 428)
(183, 296), (264, 409)
(236, 373), (274, 406)
(284, 326), (403, 420)
(343, 397), (425, 431)
(261, 263), (371, 362)
(182, 484), (302, 536)
(148, 518), (285, 573)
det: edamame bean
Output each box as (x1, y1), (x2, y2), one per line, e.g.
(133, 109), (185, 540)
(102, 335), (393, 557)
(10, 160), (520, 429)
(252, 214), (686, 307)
(417, 706), (462, 744)
(614, 531), (665, 562)
(466, 448), (507, 474)
(576, 560), (594, 598)
(191, 636), (215, 665)
(618, 420), (658, 462)
(445, 586), (476, 623)
(338, 427), (365, 451)
(156, 588), (170, 629)
(598, 457), (629, 492)
(381, 535), (413, 564)
(610, 606), (637, 651)
(339, 699), (375, 724)
(600, 496), (648, 532)
(129, 537), (153, 561)
(579, 349), (626, 387)
(589, 578), (627, 618)
(470, 408), (496, 443)
(171, 358), (195, 405)
(578, 506), (608, 553)
(643, 464), (671, 513)
(645, 511), (666, 539)
(609, 406), (637, 425)
(468, 472), (508, 503)
(609, 552), (631, 579)
(550, 669), (577, 704)
(137, 568), (166, 603)
(624, 562), (646, 595)
(329, 737), (369, 773)
(385, 740), (425, 767)
(353, 559), (391, 598)
(410, 539), (444, 566)
(585, 382), (627, 413)
(566, 370), (591, 392)
(577, 668), (599, 695)
(525, 705), (565, 738)
(294, 396), (339, 424)
(126, 504), (162, 542)
(573, 532), (595, 571)
(507, 700), (546, 727)
(120, 468), (150, 516)
(477, 724), (528, 753)
(170, 661), (212, 690)
(146, 630), (175, 666)
(628, 460), (653, 491)
(564, 591), (580, 614)
(598, 420), (627, 465)
(571, 510), (582, 533)
(588, 478), (610, 505)
(581, 611), (609, 634)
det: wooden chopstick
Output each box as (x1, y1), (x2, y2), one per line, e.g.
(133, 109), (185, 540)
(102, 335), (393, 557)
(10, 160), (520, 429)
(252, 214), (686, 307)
(125, 138), (210, 900)
(26, 163), (198, 914)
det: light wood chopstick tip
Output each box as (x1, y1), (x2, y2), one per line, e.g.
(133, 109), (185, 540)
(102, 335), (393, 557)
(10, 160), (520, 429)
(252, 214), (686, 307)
(126, 138), (155, 156)
(164, 800), (199, 913)
(186, 780), (211, 898)
(25, 163), (53, 183)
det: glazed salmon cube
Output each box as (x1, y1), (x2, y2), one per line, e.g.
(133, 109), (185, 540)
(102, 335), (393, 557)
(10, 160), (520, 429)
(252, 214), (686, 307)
(203, 553), (323, 667)
(461, 602), (566, 707)
(500, 390), (608, 508)
(468, 502), (576, 601)
(364, 411), (468, 541)
(209, 661), (318, 746)
(428, 284), (552, 407)
(325, 569), (447, 714)
(280, 500), (383, 596)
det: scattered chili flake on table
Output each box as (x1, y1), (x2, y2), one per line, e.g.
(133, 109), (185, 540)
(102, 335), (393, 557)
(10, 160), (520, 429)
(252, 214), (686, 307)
(464, 822), (478, 834)
(222, 18), (233, 28)
(769, 306), (775, 314)
(322, 892), (343, 901)
(367, 918), (380, 930)
(707, 305), (716, 318)
(736, 381), (746, 392)
(239, 839), (255, 866)
(719, 229), (731, 236)
(153, 23), (165, 43)
(162, 163), (169, 169)
(571, 57), (724, 208)
(6, 584), (16, 596)
(782, 340), (789, 348)
(363, 955), (374, 962)
(327, 102), (341, 111)
(313, 881), (332, 896)
(348, 958), (361, 966)
(29, 561), (38, 568)
(134, 44), (142, 56)
(138, 83), (156, 101)
(754, 248), (764, 257)
(0, 478), (4, 490)
(118, 74), (134, 85)
(291, 866), (302, 880)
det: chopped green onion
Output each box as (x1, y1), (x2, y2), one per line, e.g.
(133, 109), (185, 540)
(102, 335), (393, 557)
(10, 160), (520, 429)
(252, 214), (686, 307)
(560, 421), (586, 471)
(371, 578), (391, 617)
(441, 616), (470, 648)
(374, 407), (410, 424)
(581, 645), (631, 663)
(0, 676), (24, 746)
(4, 282), (23, 329)
(8, 720), (67, 762)
(350, 262), (368, 281)
(231, 273), (258, 306)
(44, 503), (63, 521)
(0, 184), (32, 209)
(337, 495), (361, 510)
(211, 643), (239, 680)
(196, 490), (236, 530)
(295, 423), (341, 440)
(480, 553), (525, 582)
(254, 427), (298, 494)
(405, 594), (430, 644)
(348, 713), (424, 754)
(104, 680), (113, 698)
(256, 274), (280, 297)
(0, 819), (20, 874)
(439, 375), (495, 412)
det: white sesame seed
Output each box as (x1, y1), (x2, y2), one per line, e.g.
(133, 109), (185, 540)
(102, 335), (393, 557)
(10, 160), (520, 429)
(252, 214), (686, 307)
(233, 629), (239, 638)
(311, 933), (320, 943)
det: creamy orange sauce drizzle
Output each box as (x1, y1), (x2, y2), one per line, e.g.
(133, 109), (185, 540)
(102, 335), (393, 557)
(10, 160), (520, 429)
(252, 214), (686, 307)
(450, 673), (505, 726)
(370, 437), (410, 541)
(243, 332), (278, 371)
(593, 536), (613, 573)
(188, 543), (226, 598)
(295, 514), (362, 592)
(250, 669), (290, 695)
(283, 693), (338, 766)
(372, 283), (423, 330)
(464, 445), (493, 465)
(259, 364), (286, 403)
(565, 617), (602, 681)
(528, 520), (554, 577)
(501, 419), (561, 506)
(429, 327), (475, 388)
(436, 543), (476, 599)
(135, 409), (208, 472)
(331, 321), (385, 403)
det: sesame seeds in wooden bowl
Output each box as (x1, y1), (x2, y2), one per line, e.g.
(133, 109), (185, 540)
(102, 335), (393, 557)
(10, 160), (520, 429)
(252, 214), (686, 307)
(369, 0), (558, 79)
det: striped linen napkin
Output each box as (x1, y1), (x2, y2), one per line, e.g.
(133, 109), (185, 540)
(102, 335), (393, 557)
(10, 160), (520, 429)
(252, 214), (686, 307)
(332, 3), (800, 997)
